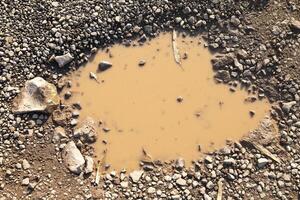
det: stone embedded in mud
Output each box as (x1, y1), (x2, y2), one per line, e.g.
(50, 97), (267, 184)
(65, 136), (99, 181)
(247, 116), (277, 146)
(211, 55), (234, 70)
(62, 141), (85, 174)
(73, 117), (97, 143)
(98, 61), (112, 72)
(12, 77), (60, 114)
(54, 53), (74, 68)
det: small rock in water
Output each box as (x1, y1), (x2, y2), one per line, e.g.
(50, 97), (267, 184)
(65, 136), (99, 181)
(176, 96), (184, 103)
(62, 141), (85, 174)
(12, 77), (59, 114)
(249, 110), (255, 117)
(54, 53), (74, 68)
(98, 61), (112, 72)
(138, 60), (146, 66)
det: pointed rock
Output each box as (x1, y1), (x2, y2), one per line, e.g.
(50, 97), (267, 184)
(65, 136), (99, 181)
(129, 170), (143, 183)
(12, 77), (59, 114)
(54, 53), (74, 67)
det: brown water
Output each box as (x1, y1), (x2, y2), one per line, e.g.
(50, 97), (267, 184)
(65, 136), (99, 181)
(64, 33), (270, 171)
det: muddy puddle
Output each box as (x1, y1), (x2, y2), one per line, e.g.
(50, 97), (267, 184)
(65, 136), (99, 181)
(63, 33), (271, 171)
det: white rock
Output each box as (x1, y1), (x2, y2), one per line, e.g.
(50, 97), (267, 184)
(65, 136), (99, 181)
(176, 178), (187, 186)
(84, 156), (94, 174)
(73, 117), (97, 143)
(257, 158), (269, 168)
(22, 159), (30, 170)
(147, 187), (156, 194)
(129, 170), (144, 183)
(62, 141), (85, 174)
(120, 181), (128, 188)
(21, 178), (30, 186)
(12, 77), (59, 114)
(54, 53), (74, 67)
(53, 126), (67, 143)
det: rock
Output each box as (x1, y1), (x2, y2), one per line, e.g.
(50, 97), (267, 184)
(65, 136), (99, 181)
(223, 158), (236, 166)
(73, 117), (97, 143)
(120, 181), (129, 188)
(12, 77), (59, 114)
(98, 61), (112, 72)
(84, 156), (94, 174)
(236, 49), (248, 59)
(53, 126), (67, 143)
(175, 158), (185, 170)
(54, 53), (74, 67)
(176, 178), (187, 186)
(22, 159), (30, 170)
(290, 19), (300, 32)
(206, 181), (214, 189)
(147, 187), (156, 194)
(129, 170), (144, 183)
(211, 55), (234, 70)
(257, 158), (269, 168)
(62, 141), (85, 174)
(144, 25), (153, 34)
(205, 155), (213, 163)
(281, 101), (296, 113)
(138, 60), (146, 66)
(52, 109), (67, 125)
(215, 70), (231, 83)
(183, 7), (191, 14)
(21, 178), (30, 186)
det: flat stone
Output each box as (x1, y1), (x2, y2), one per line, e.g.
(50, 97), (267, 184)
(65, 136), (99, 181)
(129, 170), (143, 183)
(21, 178), (30, 186)
(120, 181), (129, 188)
(223, 158), (236, 166)
(53, 126), (67, 143)
(73, 117), (97, 143)
(22, 159), (30, 170)
(54, 53), (74, 67)
(147, 187), (156, 194)
(176, 178), (187, 186)
(62, 141), (85, 174)
(12, 77), (59, 114)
